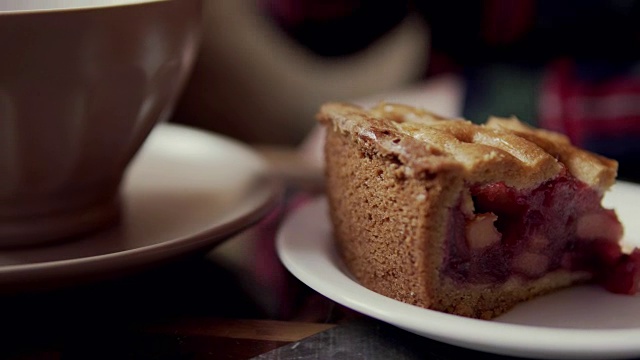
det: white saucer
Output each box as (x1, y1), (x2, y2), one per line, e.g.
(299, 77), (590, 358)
(277, 182), (640, 359)
(0, 123), (281, 291)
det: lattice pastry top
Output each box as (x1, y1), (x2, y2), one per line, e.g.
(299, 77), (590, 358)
(318, 102), (617, 191)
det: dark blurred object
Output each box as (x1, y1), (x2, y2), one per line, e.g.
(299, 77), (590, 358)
(261, 0), (410, 57)
(171, 0), (427, 146)
(418, 0), (639, 69)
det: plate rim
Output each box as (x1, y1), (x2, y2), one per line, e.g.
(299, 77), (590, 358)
(276, 184), (640, 359)
(0, 123), (282, 285)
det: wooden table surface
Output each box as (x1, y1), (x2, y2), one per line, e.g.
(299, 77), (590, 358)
(0, 250), (341, 360)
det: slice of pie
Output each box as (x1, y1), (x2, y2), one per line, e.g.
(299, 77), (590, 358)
(318, 102), (640, 320)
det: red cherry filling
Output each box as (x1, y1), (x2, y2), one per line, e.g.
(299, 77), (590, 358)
(443, 173), (639, 294)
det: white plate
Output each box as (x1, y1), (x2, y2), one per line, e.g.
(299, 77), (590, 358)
(0, 123), (281, 291)
(277, 181), (640, 359)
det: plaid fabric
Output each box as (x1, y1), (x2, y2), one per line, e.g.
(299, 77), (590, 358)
(539, 60), (640, 180)
(540, 60), (640, 149)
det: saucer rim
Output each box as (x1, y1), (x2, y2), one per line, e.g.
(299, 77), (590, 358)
(0, 123), (282, 289)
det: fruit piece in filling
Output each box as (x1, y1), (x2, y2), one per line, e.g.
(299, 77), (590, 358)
(444, 169), (638, 294)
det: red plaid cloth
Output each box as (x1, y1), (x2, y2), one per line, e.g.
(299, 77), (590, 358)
(540, 59), (640, 149)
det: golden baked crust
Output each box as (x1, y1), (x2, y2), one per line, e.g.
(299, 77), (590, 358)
(318, 101), (618, 319)
(319, 102), (617, 191)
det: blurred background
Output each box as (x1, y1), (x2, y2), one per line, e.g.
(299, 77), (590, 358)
(170, 0), (640, 180)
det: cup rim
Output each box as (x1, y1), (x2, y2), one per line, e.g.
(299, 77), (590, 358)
(0, 0), (169, 15)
